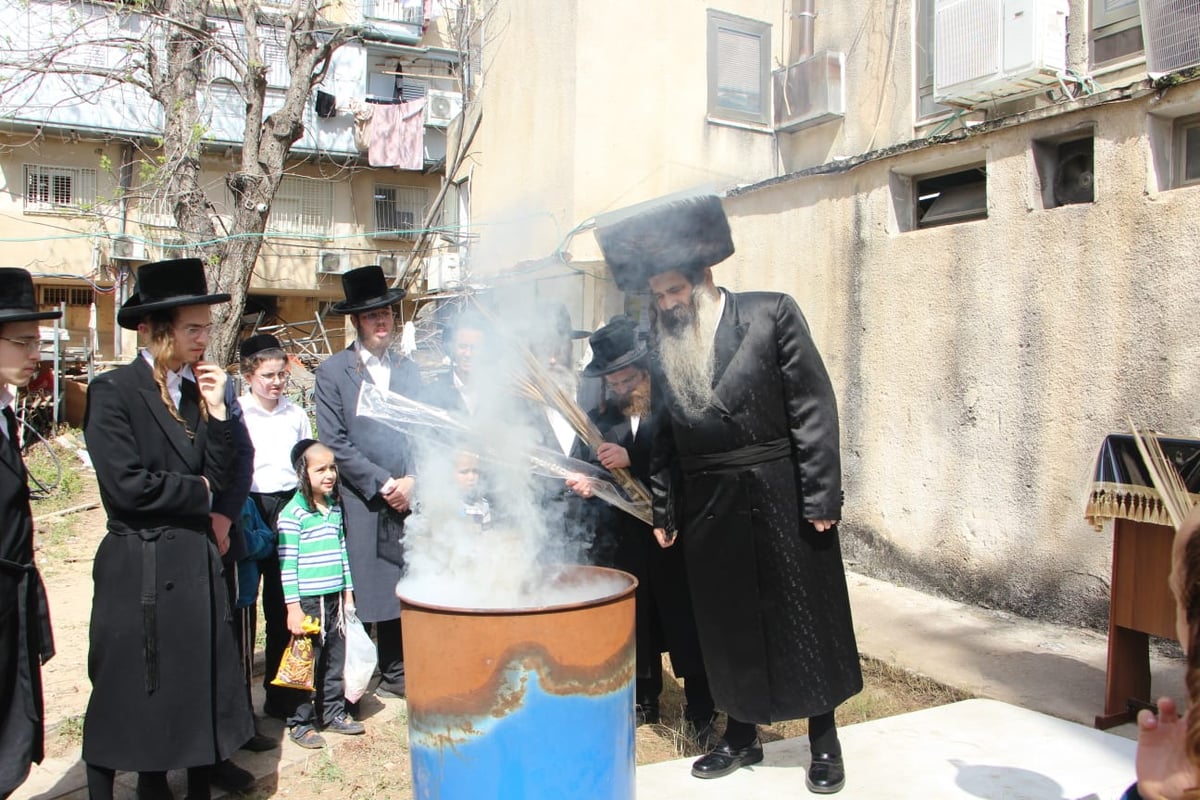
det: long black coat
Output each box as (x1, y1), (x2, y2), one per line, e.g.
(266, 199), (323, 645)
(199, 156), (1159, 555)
(0, 412), (53, 798)
(651, 290), (862, 724)
(81, 358), (253, 771)
(594, 405), (704, 680)
(315, 346), (423, 623)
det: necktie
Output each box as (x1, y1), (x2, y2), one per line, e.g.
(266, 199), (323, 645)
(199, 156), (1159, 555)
(179, 378), (201, 432)
(3, 406), (17, 447)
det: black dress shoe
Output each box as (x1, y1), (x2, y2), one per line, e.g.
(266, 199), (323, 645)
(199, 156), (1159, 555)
(241, 732), (278, 752)
(806, 752), (845, 794)
(210, 759), (254, 792)
(690, 738), (764, 779)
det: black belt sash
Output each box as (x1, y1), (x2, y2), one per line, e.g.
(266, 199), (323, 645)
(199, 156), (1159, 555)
(678, 438), (792, 474)
(0, 554), (53, 726)
(106, 520), (207, 694)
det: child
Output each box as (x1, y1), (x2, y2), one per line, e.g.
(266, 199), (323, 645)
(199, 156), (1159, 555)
(277, 438), (361, 749)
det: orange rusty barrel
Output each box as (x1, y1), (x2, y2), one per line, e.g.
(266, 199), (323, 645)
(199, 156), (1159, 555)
(400, 565), (637, 800)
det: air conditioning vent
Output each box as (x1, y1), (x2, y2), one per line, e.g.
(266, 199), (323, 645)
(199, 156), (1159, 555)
(1140, 0), (1200, 77)
(317, 250), (351, 275)
(425, 90), (463, 127)
(112, 235), (149, 262)
(773, 51), (846, 133)
(378, 253), (402, 279)
(934, 0), (1068, 108)
(424, 252), (462, 291)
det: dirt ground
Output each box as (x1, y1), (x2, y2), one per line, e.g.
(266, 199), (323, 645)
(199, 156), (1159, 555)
(25, 435), (970, 799)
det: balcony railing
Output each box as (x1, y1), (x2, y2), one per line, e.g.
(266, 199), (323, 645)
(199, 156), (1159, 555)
(364, 0), (424, 24)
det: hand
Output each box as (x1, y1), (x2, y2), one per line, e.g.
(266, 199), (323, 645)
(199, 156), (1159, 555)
(596, 443), (631, 470)
(1137, 697), (1199, 799)
(193, 361), (228, 419)
(565, 473), (597, 498)
(286, 604), (307, 636)
(210, 512), (232, 556)
(653, 528), (677, 548)
(809, 519), (837, 532)
(382, 475), (415, 513)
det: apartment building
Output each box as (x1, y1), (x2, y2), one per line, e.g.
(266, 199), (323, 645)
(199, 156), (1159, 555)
(0, 0), (469, 362)
(465, 0), (1200, 626)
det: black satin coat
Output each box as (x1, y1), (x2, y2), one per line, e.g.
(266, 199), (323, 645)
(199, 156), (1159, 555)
(651, 290), (862, 724)
(0, 412), (53, 798)
(81, 358), (253, 770)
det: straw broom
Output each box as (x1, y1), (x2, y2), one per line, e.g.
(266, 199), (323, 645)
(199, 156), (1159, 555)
(1128, 417), (1196, 529)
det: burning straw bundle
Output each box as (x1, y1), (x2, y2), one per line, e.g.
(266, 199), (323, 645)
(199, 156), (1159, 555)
(1128, 417), (1196, 529)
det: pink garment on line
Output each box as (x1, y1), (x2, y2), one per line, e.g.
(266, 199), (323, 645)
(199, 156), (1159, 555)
(368, 98), (426, 170)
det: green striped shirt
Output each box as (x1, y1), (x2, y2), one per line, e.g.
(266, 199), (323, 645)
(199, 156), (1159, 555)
(277, 495), (353, 603)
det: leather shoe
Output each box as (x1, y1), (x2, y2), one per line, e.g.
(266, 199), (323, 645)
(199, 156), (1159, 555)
(375, 680), (406, 699)
(209, 759), (254, 793)
(690, 738), (764, 779)
(241, 732), (278, 752)
(806, 752), (845, 794)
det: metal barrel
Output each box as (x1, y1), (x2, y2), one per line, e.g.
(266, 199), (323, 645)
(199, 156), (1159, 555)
(400, 565), (638, 800)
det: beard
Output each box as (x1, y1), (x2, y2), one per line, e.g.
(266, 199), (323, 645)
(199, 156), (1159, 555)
(618, 379), (652, 418)
(656, 288), (720, 420)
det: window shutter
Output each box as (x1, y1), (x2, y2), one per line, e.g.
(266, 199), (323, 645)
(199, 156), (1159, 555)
(716, 26), (763, 115)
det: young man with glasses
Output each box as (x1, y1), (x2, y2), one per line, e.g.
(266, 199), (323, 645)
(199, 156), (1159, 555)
(0, 268), (59, 799)
(315, 265), (423, 701)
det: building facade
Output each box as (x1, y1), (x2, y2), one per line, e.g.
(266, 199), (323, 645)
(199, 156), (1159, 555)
(466, 0), (1200, 627)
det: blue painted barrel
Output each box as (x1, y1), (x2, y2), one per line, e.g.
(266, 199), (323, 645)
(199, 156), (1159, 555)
(399, 565), (637, 800)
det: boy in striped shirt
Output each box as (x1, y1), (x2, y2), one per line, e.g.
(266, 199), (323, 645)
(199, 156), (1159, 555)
(278, 439), (361, 749)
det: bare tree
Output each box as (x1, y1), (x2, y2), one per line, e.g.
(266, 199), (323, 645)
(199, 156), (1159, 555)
(0, 0), (355, 362)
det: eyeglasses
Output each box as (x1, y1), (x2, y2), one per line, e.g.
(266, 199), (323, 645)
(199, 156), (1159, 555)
(176, 323), (214, 339)
(0, 337), (41, 353)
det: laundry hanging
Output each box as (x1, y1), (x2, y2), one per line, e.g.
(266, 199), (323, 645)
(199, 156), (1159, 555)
(368, 98), (426, 170)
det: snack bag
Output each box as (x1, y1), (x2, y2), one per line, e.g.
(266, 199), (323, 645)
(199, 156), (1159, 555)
(270, 615), (321, 691)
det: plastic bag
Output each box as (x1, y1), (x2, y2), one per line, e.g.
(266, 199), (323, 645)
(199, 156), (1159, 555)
(271, 616), (321, 691)
(343, 611), (377, 704)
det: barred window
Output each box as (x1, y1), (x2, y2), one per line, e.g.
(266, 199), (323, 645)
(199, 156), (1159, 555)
(24, 165), (98, 214)
(40, 286), (92, 306)
(374, 185), (429, 240)
(267, 175), (333, 236)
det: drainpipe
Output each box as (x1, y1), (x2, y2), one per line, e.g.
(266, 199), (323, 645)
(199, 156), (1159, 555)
(114, 142), (133, 360)
(791, 0), (815, 63)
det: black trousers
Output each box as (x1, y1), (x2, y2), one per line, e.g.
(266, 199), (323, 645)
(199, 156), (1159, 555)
(250, 490), (307, 711)
(369, 618), (405, 689)
(286, 594), (346, 729)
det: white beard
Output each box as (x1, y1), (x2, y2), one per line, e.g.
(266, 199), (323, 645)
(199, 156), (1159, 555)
(656, 288), (721, 420)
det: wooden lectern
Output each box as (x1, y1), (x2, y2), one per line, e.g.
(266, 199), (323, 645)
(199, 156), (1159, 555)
(1087, 433), (1200, 729)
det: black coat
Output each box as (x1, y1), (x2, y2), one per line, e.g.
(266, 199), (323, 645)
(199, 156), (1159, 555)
(314, 346), (423, 623)
(651, 290), (862, 724)
(593, 404), (704, 680)
(81, 358), (253, 771)
(0, 412), (53, 798)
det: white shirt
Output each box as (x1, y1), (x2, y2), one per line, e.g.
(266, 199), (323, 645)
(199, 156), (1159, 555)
(546, 408), (577, 457)
(710, 289), (728, 346)
(452, 370), (476, 415)
(630, 415), (641, 438)
(140, 349), (194, 408)
(358, 343), (391, 389)
(238, 394), (312, 493)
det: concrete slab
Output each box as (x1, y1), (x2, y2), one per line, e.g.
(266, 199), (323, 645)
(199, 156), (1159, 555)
(636, 699), (1136, 799)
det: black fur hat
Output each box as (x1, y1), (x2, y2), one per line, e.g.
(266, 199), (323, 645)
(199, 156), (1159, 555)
(594, 193), (734, 293)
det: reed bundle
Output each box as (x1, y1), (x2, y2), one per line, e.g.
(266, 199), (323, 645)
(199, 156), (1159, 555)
(1128, 417), (1196, 529)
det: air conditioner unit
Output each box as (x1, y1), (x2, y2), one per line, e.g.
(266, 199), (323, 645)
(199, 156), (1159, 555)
(773, 51), (846, 132)
(378, 252), (402, 279)
(424, 252), (462, 291)
(1140, 0), (1200, 77)
(111, 235), (149, 262)
(316, 250), (351, 275)
(934, 0), (1068, 108)
(425, 90), (463, 127)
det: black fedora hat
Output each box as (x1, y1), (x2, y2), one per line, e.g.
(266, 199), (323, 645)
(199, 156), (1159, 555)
(594, 193), (734, 293)
(331, 265), (406, 315)
(117, 258), (231, 330)
(582, 315), (647, 377)
(0, 268), (61, 323)
(238, 333), (284, 361)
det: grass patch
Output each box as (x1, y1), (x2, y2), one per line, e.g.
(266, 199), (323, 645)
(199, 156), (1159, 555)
(24, 428), (86, 514)
(43, 713), (85, 758)
(306, 750), (345, 784)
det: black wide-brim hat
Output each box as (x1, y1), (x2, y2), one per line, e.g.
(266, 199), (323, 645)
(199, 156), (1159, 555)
(331, 265), (406, 315)
(582, 315), (647, 377)
(118, 258), (231, 330)
(594, 193), (735, 293)
(239, 333), (284, 361)
(0, 268), (62, 323)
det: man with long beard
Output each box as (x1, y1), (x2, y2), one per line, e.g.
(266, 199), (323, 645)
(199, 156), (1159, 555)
(583, 316), (714, 738)
(596, 194), (862, 795)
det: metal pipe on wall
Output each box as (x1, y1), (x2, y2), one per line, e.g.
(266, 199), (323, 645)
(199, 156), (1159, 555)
(791, 0), (816, 62)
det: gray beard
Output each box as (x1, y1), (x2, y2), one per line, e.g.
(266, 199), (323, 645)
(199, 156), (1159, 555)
(656, 289), (721, 420)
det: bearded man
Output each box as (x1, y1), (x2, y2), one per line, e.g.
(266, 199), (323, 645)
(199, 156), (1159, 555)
(596, 194), (862, 795)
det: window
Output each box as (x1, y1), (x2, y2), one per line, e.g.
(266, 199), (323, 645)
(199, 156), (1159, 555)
(267, 175), (333, 236)
(707, 10), (771, 126)
(894, 164), (987, 231)
(23, 165), (97, 214)
(1033, 133), (1096, 208)
(1092, 0), (1144, 65)
(40, 287), (92, 307)
(915, 0), (952, 120)
(1174, 115), (1200, 188)
(374, 185), (429, 240)
(364, 0), (425, 24)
